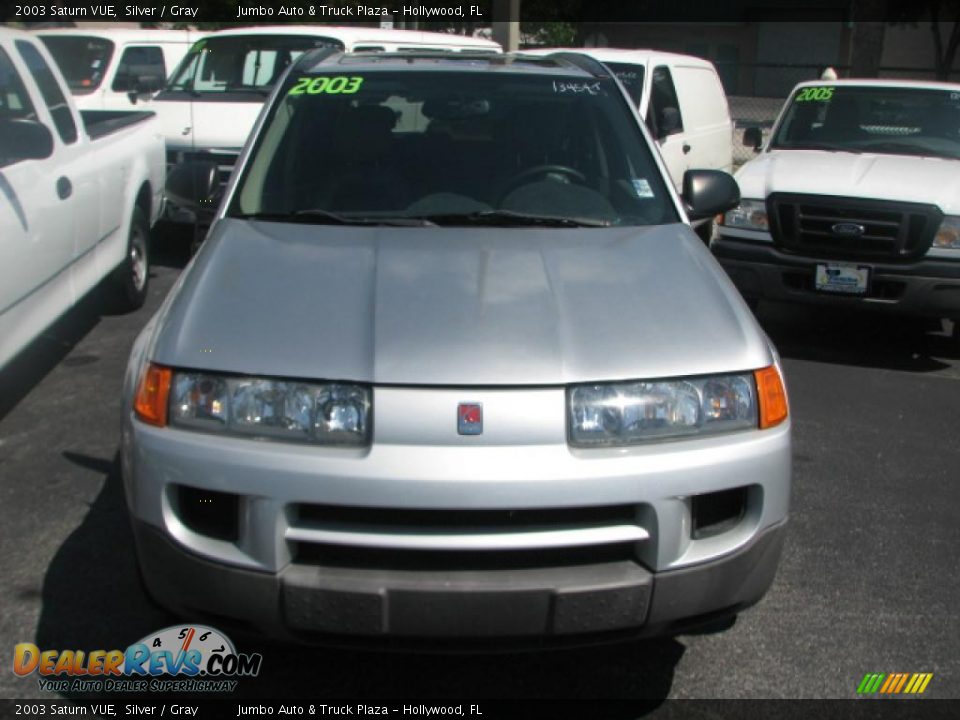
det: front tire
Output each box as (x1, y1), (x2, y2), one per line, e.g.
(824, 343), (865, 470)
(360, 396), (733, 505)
(111, 207), (150, 311)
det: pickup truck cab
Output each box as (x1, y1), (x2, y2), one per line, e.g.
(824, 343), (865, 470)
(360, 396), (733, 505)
(713, 79), (960, 336)
(155, 25), (501, 222)
(123, 51), (790, 646)
(37, 28), (202, 112)
(0, 28), (165, 369)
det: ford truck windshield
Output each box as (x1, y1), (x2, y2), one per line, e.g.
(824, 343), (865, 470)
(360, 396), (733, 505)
(771, 85), (960, 160)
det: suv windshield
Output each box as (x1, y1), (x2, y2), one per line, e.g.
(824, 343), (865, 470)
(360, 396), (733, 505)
(772, 84), (960, 159)
(39, 36), (114, 94)
(166, 35), (340, 95)
(230, 66), (677, 227)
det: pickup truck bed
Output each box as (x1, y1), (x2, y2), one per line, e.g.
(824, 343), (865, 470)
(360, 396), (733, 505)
(0, 28), (166, 370)
(80, 109), (155, 140)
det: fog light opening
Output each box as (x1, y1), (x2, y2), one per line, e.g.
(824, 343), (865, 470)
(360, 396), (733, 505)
(176, 485), (240, 542)
(691, 487), (748, 540)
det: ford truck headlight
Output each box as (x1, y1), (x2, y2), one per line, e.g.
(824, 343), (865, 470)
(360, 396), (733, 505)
(568, 370), (785, 446)
(722, 199), (769, 232)
(134, 365), (371, 445)
(933, 216), (960, 250)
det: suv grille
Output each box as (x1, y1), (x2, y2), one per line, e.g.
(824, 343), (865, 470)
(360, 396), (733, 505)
(767, 193), (942, 261)
(287, 504), (647, 571)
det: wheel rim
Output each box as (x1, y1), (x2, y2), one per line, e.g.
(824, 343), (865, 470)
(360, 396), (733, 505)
(130, 228), (147, 292)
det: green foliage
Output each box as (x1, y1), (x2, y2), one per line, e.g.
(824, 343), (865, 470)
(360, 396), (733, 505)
(524, 22), (578, 46)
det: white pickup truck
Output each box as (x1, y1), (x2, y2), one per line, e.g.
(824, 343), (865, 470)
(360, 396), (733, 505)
(713, 79), (960, 340)
(0, 27), (165, 369)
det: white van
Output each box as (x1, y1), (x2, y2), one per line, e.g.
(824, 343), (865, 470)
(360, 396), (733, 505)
(36, 28), (202, 112)
(156, 25), (501, 222)
(525, 48), (733, 237)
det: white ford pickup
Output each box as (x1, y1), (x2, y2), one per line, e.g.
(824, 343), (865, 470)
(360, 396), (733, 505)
(713, 79), (960, 339)
(0, 27), (165, 369)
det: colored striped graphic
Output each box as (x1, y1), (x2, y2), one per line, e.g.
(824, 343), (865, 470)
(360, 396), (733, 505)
(857, 672), (933, 695)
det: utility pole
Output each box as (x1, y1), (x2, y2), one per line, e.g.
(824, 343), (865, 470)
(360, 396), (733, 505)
(492, 0), (521, 51)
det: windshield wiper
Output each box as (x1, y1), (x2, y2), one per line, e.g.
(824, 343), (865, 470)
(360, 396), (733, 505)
(223, 85), (272, 96)
(233, 210), (435, 227)
(773, 142), (861, 153)
(161, 84), (199, 97)
(860, 142), (959, 159)
(410, 210), (612, 228)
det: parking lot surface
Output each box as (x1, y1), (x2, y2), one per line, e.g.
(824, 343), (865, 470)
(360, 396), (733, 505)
(1, 228), (958, 702)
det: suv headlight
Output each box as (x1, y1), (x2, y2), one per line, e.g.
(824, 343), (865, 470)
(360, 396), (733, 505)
(722, 199), (769, 231)
(569, 369), (786, 446)
(134, 364), (371, 445)
(933, 216), (960, 250)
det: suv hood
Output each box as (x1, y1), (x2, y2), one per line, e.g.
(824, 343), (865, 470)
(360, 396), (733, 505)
(151, 219), (770, 386)
(737, 149), (960, 212)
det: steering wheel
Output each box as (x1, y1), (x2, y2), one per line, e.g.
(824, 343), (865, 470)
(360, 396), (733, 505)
(497, 164), (587, 202)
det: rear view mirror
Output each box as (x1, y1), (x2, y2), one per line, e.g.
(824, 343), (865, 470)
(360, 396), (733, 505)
(166, 161), (221, 216)
(743, 126), (763, 152)
(0, 119), (54, 165)
(682, 169), (740, 221)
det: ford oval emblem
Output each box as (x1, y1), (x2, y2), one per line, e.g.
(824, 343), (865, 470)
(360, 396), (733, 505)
(831, 222), (866, 237)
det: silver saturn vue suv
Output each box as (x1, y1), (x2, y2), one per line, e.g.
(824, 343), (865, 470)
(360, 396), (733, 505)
(122, 50), (791, 647)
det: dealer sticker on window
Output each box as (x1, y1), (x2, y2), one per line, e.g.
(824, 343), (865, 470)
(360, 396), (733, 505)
(815, 263), (870, 294)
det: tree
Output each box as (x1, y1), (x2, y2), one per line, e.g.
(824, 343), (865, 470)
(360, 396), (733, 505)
(928, 0), (960, 79)
(889, 0), (960, 80)
(849, 0), (888, 78)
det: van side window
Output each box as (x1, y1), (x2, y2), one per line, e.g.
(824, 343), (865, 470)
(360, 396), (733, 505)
(650, 65), (683, 140)
(112, 46), (166, 92)
(15, 39), (77, 145)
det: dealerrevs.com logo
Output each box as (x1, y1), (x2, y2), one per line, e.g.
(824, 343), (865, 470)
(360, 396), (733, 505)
(14, 625), (262, 693)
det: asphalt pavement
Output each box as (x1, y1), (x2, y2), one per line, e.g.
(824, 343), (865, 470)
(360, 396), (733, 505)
(1, 225), (958, 706)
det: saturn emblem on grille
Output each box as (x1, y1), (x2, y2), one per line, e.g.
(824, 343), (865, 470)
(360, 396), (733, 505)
(831, 222), (866, 237)
(458, 403), (483, 435)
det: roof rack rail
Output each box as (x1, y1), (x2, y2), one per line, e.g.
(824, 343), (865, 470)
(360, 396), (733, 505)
(544, 51), (613, 80)
(291, 46), (341, 73)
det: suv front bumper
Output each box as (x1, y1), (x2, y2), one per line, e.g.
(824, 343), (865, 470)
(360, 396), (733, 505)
(123, 397), (790, 645)
(132, 516), (786, 647)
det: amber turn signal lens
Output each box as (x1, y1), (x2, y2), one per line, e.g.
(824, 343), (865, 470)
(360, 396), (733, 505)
(134, 364), (172, 427)
(754, 365), (788, 429)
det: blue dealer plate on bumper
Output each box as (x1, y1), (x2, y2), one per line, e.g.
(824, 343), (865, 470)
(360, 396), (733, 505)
(815, 263), (870, 294)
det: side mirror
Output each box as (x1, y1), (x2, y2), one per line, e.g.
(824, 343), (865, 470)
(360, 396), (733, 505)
(136, 75), (164, 94)
(682, 169), (740, 222)
(0, 119), (54, 164)
(123, 74), (164, 103)
(166, 161), (221, 215)
(743, 126), (763, 152)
